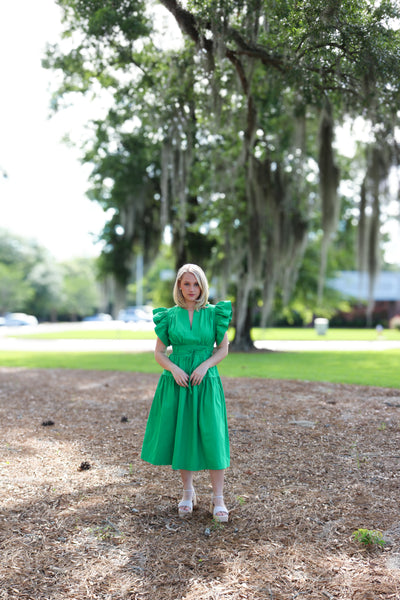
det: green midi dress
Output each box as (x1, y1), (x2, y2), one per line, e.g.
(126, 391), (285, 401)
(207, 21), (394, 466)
(140, 301), (232, 471)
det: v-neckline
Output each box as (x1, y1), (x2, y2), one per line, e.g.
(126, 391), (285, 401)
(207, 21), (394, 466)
(185, 307), (195, 330)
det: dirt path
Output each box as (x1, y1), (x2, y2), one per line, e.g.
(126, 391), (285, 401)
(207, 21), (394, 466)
(1, 367), (400, 599)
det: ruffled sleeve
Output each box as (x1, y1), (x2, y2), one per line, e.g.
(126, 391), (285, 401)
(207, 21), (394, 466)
(153, 307), (170, 347)
(215, 301), (232, 346)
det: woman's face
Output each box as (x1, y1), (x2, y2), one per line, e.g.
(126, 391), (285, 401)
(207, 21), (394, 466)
(179, 272), (201, 305)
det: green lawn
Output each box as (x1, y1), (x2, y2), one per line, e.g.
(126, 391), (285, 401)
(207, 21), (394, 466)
(13, 329), (157, 340)
(12, 327), (400, 341)
(251, 327), (400, 341)
(1, 349), (399, 388)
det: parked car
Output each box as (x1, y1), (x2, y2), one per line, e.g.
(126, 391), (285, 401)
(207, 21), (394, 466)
(2, 313), (38, 326)
(83, 313), (113, 322)
(118, 305), (153, 323)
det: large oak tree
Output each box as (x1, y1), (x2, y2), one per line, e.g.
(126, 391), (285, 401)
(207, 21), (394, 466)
(45, 0), (400, 345)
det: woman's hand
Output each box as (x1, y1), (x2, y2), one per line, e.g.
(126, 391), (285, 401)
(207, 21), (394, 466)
(171, 365), (190, 387)
(190, 363), (209, 386)
(154, 338), (189, 387)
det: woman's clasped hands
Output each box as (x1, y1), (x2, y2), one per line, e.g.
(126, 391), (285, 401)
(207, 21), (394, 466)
(171, 364), (209, 387)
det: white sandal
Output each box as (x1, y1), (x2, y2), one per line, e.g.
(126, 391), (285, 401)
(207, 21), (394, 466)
(210, 494), (229, 523)
(178, 489), (197, 517)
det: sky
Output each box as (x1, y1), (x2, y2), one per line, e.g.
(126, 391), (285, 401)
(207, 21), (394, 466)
(0, 1), (399, 265)
(0, 0), (108, 260)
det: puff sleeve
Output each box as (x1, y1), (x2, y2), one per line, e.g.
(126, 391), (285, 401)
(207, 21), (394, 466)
(153, 307), (170, 347)
(215, 301), (232, 346)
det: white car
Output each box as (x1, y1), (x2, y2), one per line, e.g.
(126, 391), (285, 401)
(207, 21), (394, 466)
(118, 305), (153, 323)
(3, 313), (39, 326)
(83, 313), (113, 322)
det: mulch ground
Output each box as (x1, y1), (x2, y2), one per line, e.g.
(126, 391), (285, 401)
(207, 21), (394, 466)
(1, 367), (400, 600)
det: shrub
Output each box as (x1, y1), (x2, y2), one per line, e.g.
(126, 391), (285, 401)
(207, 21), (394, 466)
(352, 528), (386, 548)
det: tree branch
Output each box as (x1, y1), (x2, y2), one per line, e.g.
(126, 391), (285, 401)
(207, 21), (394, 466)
(226, 27), (285, 72)
(158, 0), (198, 40)
(158, 0), (284, 72)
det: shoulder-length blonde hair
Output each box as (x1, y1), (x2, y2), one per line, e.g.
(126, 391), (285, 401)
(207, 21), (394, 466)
(173, 264), (209, 309)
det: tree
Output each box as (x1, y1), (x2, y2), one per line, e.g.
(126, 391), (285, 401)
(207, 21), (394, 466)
(0, 263), (34, 314)
(45, 0), (400, 346)
(85, 128), (162, 314)
(0, 229), (54, 315)
(0, 228), (50, 276)
(0, 229), (102, 320)
(157, 0), (400, 347)
(26, 261), (64, 321)
(59, 258), (101, 320)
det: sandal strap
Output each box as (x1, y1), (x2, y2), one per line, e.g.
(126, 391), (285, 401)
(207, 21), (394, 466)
(179, 488), (197, 511)
(212, 495), (225, 504)
(212, 495), (228, 515)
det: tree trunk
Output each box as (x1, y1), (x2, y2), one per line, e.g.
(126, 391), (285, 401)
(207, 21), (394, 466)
(113, 278), (127, 318)
(260, 275), (277, 328)
(317, 234), (329, 304)
(231, 274), (256, 351)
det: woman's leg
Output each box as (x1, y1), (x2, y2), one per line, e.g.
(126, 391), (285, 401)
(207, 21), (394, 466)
(209, 468), (224, 496)
(178, 470), (196, 514)
(209, 469), (228, 519)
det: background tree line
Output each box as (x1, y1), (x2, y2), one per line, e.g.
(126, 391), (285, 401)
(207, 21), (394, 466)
(0, 229), (101, 321)
(0, 224), (395, 326)
(41, 0), (399, 346)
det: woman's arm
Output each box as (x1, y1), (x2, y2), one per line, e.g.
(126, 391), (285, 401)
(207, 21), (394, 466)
(190, 333), (229, 386)
(154, 337), (189, 387)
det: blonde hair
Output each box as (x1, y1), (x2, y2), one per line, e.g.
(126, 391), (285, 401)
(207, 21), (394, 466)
(173, 264), (209, 309)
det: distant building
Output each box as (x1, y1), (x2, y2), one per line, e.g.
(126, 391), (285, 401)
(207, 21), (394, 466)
(327, 271), (400, 324)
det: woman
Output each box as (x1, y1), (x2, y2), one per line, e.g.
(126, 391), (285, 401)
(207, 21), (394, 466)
(141, 264), (232, 522)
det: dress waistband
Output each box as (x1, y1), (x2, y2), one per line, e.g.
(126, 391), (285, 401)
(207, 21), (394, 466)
(171, 345), (212, 355)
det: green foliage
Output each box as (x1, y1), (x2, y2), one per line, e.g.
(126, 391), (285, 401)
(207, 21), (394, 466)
(0, 230), (60, 316)
(0, 263), (34, 313)
(352, 528), (386, 548)
(58, 0), (150, 41)
(0, 228), (50, 276)
(0, 230), (111, 320)
(86, 129), (162, 286)
(43, 0), (400, 343)
(126, 246), (175, 308)
(90, 523), (125, 542)
(60, 258), (101, 319)
(26, 261), (64, 321)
